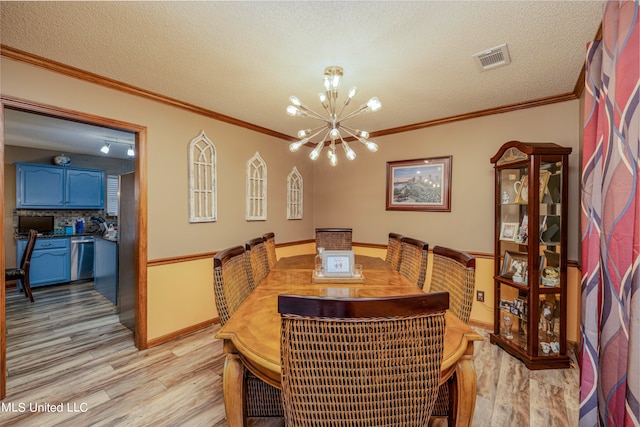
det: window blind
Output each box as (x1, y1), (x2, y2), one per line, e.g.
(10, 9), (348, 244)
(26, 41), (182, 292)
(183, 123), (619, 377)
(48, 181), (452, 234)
(106, 175), (119, 216)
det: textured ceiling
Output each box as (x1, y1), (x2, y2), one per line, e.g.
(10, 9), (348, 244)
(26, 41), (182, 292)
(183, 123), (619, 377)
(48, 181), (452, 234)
(1, 1), (603, 157)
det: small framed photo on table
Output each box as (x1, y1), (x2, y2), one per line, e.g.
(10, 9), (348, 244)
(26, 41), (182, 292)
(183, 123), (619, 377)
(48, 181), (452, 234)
(322, 250), (355, 278)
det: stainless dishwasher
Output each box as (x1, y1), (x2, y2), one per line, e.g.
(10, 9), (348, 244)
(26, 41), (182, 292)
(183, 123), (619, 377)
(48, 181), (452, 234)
(70, 236), (95, 281)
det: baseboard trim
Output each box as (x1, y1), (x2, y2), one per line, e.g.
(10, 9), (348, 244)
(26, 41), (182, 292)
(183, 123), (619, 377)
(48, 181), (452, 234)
(146, 318), (219, 348)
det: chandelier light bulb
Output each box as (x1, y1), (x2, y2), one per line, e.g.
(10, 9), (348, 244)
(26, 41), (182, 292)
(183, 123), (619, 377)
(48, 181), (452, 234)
(309, 143), (323, 160)
(289, 141), (304, 152)
(332, 75), (340, 89)
(366, 97), (382, 112)
(357, 130), (369, 139)
(323, 78), (331, 91)
(127, 145), (135, 157)
(342, 141), (356, 161)
(289, 96), (302, 106)
(100, 143), (110, 154)
(329, 151), (338, 167)
(365, 141), (378, 152)
(323, 65), (343, 93)
(287, 65), (380, 166)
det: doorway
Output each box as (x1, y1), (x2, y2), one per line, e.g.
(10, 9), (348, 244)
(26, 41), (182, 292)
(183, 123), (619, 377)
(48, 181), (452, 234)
(0, 96), (148, 399)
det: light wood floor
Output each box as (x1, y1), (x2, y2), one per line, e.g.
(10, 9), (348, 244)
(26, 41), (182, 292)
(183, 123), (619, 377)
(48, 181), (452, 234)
(1, 282), (579, 426)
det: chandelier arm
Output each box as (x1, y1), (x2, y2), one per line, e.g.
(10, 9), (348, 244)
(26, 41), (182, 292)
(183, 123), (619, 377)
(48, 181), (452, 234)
(318, 98), (333, 120)
(336, 133), (348, 148)
(336, 96), (354, 120)
(337, 133), (356, 161)
(338, 104), (369, 122)
(329, 90), (339, 120)
(319, 129), (331, 145)
(340, 125), (360, 136)
(297, 105), (332, 122)
(309, 132), (329, 160)
(303, 124), (330, 136)
(305, 126), (331, 141)
(340, 126), (363, 141)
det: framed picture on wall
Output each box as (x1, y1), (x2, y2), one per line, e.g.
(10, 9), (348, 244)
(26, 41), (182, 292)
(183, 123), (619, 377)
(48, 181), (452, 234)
(385, 156), (452, 212)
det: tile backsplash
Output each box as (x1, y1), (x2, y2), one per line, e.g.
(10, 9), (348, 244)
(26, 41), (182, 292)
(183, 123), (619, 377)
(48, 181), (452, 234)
(13, 209), (108, 234)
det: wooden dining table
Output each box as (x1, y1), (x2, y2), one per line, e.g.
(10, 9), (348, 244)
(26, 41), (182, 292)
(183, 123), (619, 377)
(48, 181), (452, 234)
(215, 254), (484, 426)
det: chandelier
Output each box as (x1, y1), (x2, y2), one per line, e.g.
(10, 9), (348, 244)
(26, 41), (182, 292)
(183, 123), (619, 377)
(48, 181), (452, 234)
(287, 66), (381, 166)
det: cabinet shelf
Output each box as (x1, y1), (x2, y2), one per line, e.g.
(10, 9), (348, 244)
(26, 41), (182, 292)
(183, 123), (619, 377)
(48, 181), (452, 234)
(491, 141), (571, 370)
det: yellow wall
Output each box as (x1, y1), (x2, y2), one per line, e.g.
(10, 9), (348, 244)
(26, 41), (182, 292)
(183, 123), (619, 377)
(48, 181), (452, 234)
(276, 242), (316, 258)
(147, 259), (215, 339)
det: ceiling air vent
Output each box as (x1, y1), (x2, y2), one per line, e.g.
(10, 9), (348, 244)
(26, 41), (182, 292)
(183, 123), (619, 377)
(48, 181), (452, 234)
(473, 43), (511, 72)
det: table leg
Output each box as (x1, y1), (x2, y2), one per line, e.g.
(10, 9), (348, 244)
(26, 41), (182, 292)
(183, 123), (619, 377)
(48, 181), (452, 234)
(223, 352), (246, 427)
(453, 347), (477, 427)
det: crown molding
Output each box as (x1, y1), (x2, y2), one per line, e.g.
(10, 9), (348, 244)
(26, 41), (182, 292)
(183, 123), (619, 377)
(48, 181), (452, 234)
(1, 44), (582, 141)
(0, 44), (296, 142)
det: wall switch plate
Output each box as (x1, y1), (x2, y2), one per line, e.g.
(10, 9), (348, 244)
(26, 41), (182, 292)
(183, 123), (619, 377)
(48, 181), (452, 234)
(477, 290), (485, 302)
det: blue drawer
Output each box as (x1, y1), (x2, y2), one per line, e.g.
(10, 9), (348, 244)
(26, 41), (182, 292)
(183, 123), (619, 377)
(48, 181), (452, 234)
(17, 237), (71, 287)
(33, 238), (69, 250)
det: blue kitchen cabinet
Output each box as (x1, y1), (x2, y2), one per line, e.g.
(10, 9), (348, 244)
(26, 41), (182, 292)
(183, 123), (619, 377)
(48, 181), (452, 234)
(66, 168), (104, 208)
(15, 163), (65, 207)
(16, 163), (104, 209)
(17, 237), (71, 287)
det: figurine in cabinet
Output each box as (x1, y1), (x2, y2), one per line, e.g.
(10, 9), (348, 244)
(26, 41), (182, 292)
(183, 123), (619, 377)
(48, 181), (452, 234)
(539, 296), (558, 336)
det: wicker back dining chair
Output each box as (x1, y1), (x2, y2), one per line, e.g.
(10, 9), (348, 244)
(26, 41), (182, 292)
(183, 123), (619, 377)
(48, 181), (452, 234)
(315, 227), (352, 251)
(213, 246), (284, 419)
(398, 237), (429, 289)
(213, 246), (254, 325)
(262, 232), (277, 270)
(5, 229), (37, 302)
(428, 245), (476, 420)
(385, 232), (403, 270)
(429, 245), (476, 323)
(279, 292), (450, 427)
(245, 237), (270, 289)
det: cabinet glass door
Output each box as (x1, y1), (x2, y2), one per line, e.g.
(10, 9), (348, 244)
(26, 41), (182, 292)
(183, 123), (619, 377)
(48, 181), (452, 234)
(539, 160), (563, 287)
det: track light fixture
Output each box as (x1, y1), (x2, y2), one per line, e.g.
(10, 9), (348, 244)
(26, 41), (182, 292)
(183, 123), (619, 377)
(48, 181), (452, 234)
(97, 138), (135, 158)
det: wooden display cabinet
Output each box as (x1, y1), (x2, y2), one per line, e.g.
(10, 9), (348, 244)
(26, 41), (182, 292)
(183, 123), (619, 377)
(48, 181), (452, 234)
(490, 141), (572, 369)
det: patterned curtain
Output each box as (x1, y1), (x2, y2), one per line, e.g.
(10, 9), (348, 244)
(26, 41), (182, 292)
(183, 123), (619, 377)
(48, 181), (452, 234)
(580, 1), (640, 426)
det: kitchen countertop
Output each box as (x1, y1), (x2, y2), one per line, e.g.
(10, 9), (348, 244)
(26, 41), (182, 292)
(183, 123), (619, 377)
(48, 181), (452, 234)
(15, 232), (116, 242)
(98, 235), (119, 243)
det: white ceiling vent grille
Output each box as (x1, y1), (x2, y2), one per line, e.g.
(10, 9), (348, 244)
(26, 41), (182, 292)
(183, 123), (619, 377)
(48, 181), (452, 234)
(473, 44), (511, 71)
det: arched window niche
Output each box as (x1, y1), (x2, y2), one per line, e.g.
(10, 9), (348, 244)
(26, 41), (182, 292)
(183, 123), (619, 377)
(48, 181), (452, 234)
(246, 151), (267, 221)
(188, 130), (217, 222)
(287, 166), (303, 220)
